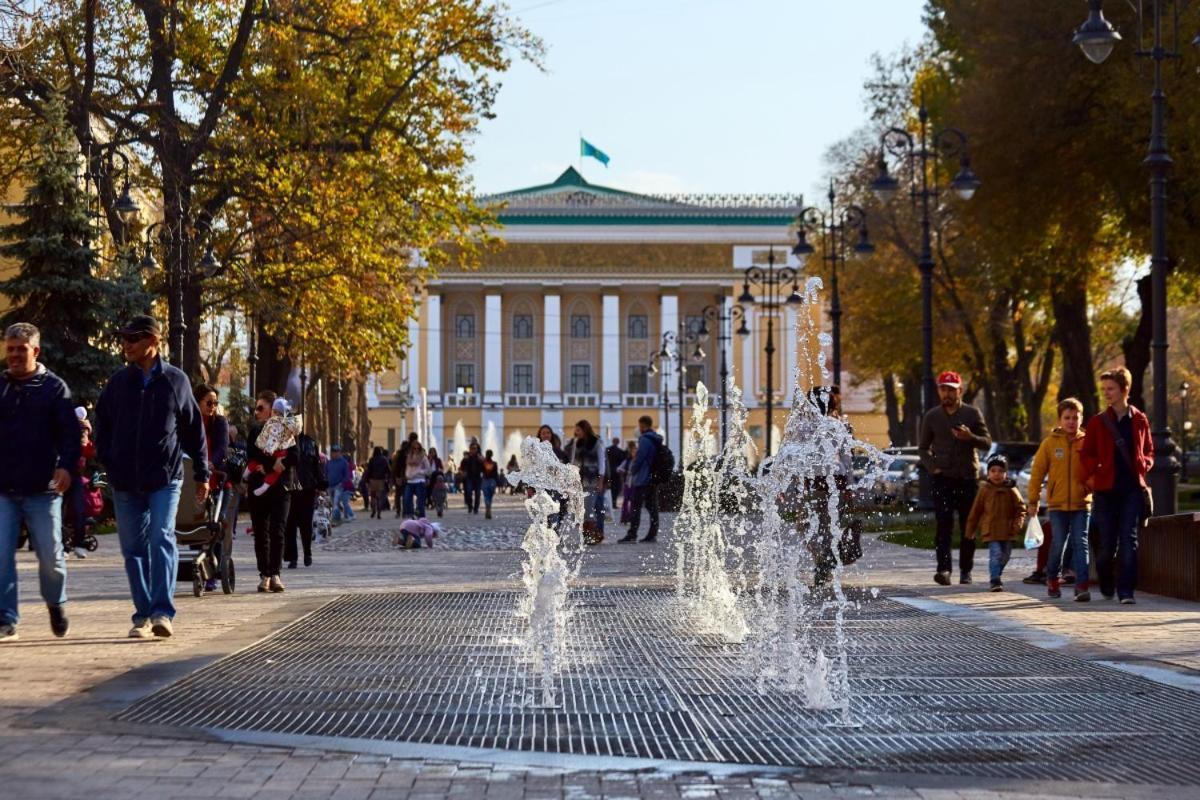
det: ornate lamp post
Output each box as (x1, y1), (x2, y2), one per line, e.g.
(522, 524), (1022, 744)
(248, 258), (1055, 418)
(138, 216), (221, 369)
(871, 96), (979, 508)
(1071, 0), (1196, 515)
(737, 247), (804, 458)
(647, 337), (677, 453)
(792, 180), (874, 388)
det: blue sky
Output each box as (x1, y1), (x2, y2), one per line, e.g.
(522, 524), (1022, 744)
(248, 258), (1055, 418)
(469, 0), (929, 199)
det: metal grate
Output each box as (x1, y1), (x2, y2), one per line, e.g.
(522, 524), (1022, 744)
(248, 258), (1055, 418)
(118, 590), (1200, 784)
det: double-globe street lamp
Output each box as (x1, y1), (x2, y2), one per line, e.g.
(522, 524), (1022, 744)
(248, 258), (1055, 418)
(139, 217), (221, 367)
(1072, 0), (1198, 514)
(792, 180), (875, 388)
(870, 96), (980, 508)
(737, 247), (804, 458)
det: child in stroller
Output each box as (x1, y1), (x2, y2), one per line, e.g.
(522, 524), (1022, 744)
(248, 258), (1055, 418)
(312, 491), (333, 542)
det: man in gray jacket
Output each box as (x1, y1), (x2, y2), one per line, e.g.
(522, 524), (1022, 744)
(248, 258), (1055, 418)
(919, 370), (992, 586)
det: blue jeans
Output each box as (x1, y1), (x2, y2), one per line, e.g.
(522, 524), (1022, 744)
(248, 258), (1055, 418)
(403, 482), (426, 518)
(1048, 509), (1091, 586)
(0, 493), (66, 624)
(331, 487), (355, 522)
(988, 540), (1013, 583)
(482, 478), (497, 511)
(1094, 489), (1142, 599)
(113, 481), (183, 622)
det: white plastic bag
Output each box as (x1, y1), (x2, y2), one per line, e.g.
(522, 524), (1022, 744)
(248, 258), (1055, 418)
(1023, 515), (1044, 550)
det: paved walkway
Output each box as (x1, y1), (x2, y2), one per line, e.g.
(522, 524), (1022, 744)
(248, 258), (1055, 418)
(0, 493), (1197, 799)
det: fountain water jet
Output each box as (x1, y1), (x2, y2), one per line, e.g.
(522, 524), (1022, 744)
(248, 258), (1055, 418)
(510, 437), (585, 707)
(449, 420), (468, 460)
(484, 421), (500, 458)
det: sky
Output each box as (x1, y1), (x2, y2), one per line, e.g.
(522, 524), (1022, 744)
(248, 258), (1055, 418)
(469, 0), (929, 200)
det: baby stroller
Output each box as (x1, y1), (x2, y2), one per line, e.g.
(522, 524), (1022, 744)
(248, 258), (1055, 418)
(175, 464), (236, 596)
(313, 492), (333, 542)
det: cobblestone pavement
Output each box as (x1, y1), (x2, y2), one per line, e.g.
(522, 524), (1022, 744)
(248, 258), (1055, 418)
(0, 493), (1197, 799)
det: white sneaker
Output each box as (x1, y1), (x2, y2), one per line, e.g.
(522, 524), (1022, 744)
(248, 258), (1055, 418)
(151, 616), (173, 637)
(73, 547), (87, 559)
(258, 576), (271, 593)
(128, 618), (152, 639)
(269, 575), (285, 593)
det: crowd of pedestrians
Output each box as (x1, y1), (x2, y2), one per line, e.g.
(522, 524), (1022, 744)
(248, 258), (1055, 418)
(919, 366), (1155, 604)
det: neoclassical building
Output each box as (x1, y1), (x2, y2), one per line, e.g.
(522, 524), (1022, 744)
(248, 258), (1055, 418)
(366, 167), (885, 460)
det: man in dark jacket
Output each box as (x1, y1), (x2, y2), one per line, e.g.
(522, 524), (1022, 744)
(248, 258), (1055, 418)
(284, 428), (325, 569)
(96, 316), (208, 639)
(918, 370), (992, 586)
(605, 436), (625, 508)
(619, 416), (663, 543)
(0, 323), (79, 642)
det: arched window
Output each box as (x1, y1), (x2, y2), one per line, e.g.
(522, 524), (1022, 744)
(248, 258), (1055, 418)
(570, 314), (591, 339)
(513, 313), (534, 339)
(455, 313), (475, 339)
(627, 314), (648, 339)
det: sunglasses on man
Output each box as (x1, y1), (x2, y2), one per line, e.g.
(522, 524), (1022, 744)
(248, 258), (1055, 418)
(121, 332), (150, 344)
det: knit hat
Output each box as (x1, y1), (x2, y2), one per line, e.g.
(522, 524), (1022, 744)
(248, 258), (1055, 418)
(986, 453), (1008, 471)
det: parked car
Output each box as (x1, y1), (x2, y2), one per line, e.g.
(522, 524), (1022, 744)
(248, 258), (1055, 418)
(980, 441), (1039, 479)
(873, 455), (920, 508)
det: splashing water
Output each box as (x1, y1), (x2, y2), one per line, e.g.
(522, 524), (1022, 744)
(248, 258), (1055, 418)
(449, 420), (468, 460)
(484, 421), (500, 458)
(673, 382), (748, 643)
(510, 437), (585, 707)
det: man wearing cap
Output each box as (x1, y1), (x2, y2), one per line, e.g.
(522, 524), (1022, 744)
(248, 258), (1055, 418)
(919, 370), (992, 586)
(95, 315), (208, 638)
(0, 323), (80, 642)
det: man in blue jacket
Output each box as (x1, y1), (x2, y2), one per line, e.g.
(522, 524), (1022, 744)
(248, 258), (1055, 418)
(618, 415), (664, 543)
(0, 323), (80, 642)
(96, 316), (208, 639)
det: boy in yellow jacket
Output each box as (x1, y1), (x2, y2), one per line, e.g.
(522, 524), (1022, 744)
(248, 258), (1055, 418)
(966, 454), (1027, 592)
(1027, 398), (1092, 601)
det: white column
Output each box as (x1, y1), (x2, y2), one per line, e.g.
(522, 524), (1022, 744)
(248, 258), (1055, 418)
(543, 294), (562, 405)
(740, 305), (757, 407)
(602, 293), (620, 405)
(722, 295), (735, 397)
(660, 294), (678, 398)
(784, 305), (798, 406)
(425, 294), (442, 403)
(484, 293), (502, 406)
(407, 314), (421, 395)
(601, 409), (623, 446)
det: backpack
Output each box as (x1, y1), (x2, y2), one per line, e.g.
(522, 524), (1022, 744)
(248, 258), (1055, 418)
(650, 443), (674, 485)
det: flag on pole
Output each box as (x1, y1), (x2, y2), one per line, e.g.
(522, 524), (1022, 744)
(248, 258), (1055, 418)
(580, 137), (610, 167)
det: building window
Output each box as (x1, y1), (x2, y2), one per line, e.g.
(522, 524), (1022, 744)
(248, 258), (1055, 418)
(454, 363), (475, 392)
(627, 314), (648, 339)
(512, 363), (534, 393)
(685, 364), (706, 391)
(685, 315), (706, 337)
(569, 364), (591, 393)
(570, 314), (591, 339)
(455, 313), (475, 339)
(628, 364), (649, 394)
(513, 313), (534, 339)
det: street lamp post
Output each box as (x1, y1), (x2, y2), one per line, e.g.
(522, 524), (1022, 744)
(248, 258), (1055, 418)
(698, 298), (748, 449)
(1072, 0), (1195, 515)
(647, 336), (676, 454)
(871, 95), (980, 508)
(792, 180), (874, 388)
(138, 216), (221, 369)
(737, 247), (804, 458)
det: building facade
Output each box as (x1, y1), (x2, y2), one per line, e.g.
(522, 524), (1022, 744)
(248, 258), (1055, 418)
(366, 167), (885, 462)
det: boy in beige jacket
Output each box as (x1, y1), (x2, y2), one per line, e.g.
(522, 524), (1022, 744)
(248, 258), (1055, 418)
(966, 454), (1027, 592)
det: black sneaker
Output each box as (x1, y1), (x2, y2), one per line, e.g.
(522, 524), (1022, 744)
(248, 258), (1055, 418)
(1074, 590), (1091, 602)
(933, 572), (951, 586)
(1119, 596), (1136, 605)
(1022, 571), (1047, 585)
(618, 533), (638, 543)
(959, 573), (972, 585)
(640, 534), (658, 543)
(989, 580), (1004, 592)
(0, 623), (17, 642)
(48, 604), (69, 638)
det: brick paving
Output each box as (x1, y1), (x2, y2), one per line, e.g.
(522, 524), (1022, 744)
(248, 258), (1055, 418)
(0, 493), (1196, 798)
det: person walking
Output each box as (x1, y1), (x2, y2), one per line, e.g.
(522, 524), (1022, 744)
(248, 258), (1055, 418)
(1027, 398), (1093, 601)
(284, 426), (325, 569)
(67, 409), (96, 559)
(392, 432), (418, 518)
(365, 446), (390, 518)
(605, 436), (625, 509)
(964, 455), (1027, 592)
(246, 391), (296, 592)
(918, 370), (992, 586)
(1081, 367), (1154, 604)
(194, 384), (229, 592)
(565, 420), (607, 545)
(0, 323), (79, 642)
(481, 449), (500, 519)
(96, 316), (208, 638)
(403, 442), (432, 519)
(325, 444), (355, 523)
(620, 415), (663, 543)
(460, 442), (484, 514)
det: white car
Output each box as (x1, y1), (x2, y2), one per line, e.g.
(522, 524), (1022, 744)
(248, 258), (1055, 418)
(874, 456), (920, 507)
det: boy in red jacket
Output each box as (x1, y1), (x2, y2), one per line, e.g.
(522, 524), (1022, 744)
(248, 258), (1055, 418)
(1079, 367), (1154, 604)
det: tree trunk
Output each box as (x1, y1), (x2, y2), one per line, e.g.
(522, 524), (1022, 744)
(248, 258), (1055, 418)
(883, 373), (905, 446)
(986, 298), (1023, 440)
(355, 377), (372, 460)
(1122, 274), (1153, 413)
(254, 327), (293, 397)
(1051, 275), (1099, 417)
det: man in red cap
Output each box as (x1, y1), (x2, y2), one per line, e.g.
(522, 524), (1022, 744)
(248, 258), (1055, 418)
(919, 370), (992, 585)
